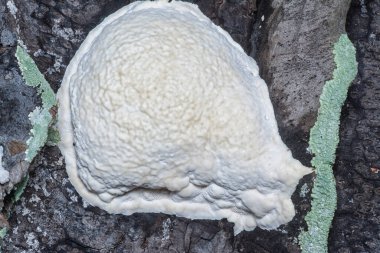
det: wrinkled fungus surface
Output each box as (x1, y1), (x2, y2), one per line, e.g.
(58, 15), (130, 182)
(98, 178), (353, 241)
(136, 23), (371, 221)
(57, 0), (310, 234)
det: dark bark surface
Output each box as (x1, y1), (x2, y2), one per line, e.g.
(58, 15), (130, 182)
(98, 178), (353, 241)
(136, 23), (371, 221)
(252, 0), (351, 166)
(329, 0), (380, 252)
(0, 0), (34, 214)
(0, 0), (378, 252)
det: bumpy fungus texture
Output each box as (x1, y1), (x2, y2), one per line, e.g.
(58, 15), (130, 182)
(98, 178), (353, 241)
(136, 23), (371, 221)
(57, 0), (311, 234)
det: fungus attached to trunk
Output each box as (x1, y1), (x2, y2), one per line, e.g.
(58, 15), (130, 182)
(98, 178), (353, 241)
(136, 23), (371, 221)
(57, 0), (311, 234)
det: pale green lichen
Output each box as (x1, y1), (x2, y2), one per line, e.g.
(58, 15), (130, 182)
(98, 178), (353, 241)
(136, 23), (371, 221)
(0, 224), (6, 250)
(11, 174), (29, 203)
(0, 45), (57, 253)
(0, 227), (7, 252)
(47, 127), (61, 145)
(299, 34), (358, 252)
(15, 45), (57, 162)
(0, 228), (6, 239)
(0, 174), (29, 252)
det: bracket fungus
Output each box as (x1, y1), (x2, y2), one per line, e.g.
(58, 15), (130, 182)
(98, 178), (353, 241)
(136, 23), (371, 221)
(57, 0), (311, 234)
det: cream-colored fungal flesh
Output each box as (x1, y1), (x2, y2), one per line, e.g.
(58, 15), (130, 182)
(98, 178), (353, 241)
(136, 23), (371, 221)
(57, 0), (311, 234)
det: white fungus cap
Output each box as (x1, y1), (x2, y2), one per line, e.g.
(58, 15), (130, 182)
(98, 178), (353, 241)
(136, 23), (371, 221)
(57, 0), (311, 235)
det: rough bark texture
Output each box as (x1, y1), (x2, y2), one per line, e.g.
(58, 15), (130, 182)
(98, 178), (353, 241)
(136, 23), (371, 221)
(251, 0), (351, 165)
(1, 0), (377, 252)
(329, 0), (380, 252)
(0, 0), (33, 213)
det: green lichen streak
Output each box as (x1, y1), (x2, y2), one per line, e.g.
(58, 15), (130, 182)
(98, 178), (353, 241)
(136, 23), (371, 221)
(15, 46), (57, 162)
(299, 34), (358, 252)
